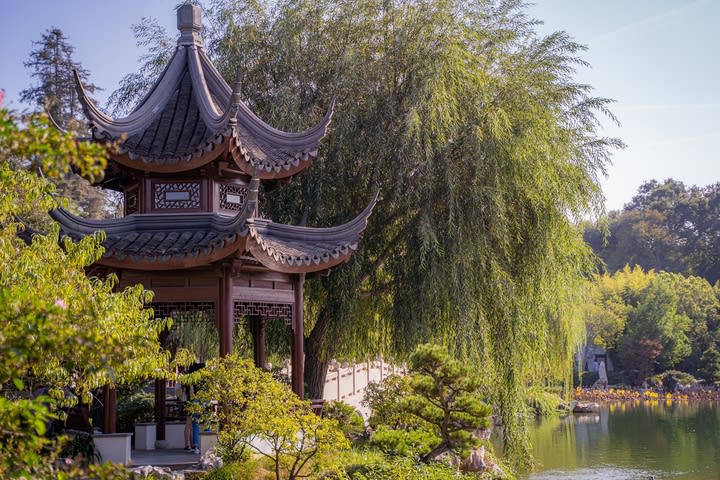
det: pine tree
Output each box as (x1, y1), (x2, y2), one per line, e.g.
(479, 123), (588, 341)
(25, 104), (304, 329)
(20, 28), (99, 131)
(20, 28), (119, 219)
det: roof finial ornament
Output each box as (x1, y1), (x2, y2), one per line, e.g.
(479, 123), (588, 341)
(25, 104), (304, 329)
(177, 3), (203, 47)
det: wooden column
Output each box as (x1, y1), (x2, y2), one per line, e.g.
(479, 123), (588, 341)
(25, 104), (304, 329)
(154, 379), (166, 440)
(291, 273), (305, 397)
(220, 264), (233, 356)
(251, 316), (266, 369)
(102, 385), (117, 433)
(155, 329), (169, 440)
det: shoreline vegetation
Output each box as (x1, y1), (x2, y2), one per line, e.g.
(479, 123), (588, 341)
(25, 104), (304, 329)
(574, 386), (720, 403)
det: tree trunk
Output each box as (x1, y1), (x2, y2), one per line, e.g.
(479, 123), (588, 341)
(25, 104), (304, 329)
(304, 307), (334, 399)
(422, 441), (450, 463)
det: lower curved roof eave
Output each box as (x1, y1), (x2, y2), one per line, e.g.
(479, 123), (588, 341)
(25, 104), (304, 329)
(96, 238), (246, 271)
(244, 192), (377, 273)
(246, 237), (354, 274)
(49, 207), (253, 271)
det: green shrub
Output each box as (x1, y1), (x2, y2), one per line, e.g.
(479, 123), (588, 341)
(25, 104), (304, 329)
(205, 461), (259, 480)
(60, 431), (100, 466)
(368, 426), (436, 459)
(323, 401), (365, 441)
(699, 346), (720, 383)
(185, 354), (349, 480)
(647, 370), (696, 391)
(117, 391), (153, 433)
(346, 456), (477, 479)
(363, 374), (418, 430)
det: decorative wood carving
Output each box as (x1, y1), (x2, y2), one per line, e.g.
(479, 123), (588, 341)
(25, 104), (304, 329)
(153, 182), (201, 209)
(151, 302), (215, 320)
(233, 301), (292, 325)
(219, 184), (248, 211)
(125, 186), (139, 215)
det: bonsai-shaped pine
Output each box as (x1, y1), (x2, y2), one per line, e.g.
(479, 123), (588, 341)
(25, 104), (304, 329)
(405, 344), (492, 461)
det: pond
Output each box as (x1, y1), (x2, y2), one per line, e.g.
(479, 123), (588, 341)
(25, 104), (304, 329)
(523, 401), (720, 480)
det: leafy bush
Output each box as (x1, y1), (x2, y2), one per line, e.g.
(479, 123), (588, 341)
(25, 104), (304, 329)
(368, 426), (436, 459)
(363, 374), (419, 430)
(323, 401), (365, 441)
(117, 391), (154, 433)
(345, 455), (477, 479)
(60, 431), (100, 466)
(647, 370), (696, 391)
(699, 346), (720, 382)
(205, 461), (260, 480)
(184, 354), (349, 480)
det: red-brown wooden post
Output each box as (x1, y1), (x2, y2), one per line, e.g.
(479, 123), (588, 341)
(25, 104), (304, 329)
(292, 273), (305, 397)
(155, 328), (168, 440)
(154, 379), (166, 440)
(220, 264), (233, 356)
(251, 316), (266, 369)
(102, 385), (117, 433)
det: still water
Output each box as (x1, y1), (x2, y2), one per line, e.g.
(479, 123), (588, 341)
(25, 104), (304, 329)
(523, 402), (720, 480)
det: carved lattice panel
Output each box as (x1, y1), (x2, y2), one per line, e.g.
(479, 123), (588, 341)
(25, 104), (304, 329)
(233, 302), (293, 325)
(151, 302), (215, 321)
(153, 182), (201, 209)
(219, 184), (248, 211)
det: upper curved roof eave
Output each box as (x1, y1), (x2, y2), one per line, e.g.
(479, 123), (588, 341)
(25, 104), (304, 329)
(197, 49), (335, 148)
(75, 43), (334, 175)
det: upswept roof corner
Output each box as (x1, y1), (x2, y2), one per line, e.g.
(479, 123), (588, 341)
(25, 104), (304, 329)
(229, 99), (334, 178)
(246, 191), (378, 273)
(72, 5), (334, 178)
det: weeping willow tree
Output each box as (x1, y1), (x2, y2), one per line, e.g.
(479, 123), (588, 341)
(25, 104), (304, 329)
(166, 312), (290, 367)
(110, 0), (621, 464)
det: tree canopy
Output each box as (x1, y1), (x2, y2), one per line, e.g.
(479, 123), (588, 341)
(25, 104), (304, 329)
(20, 27), (98, 130)
(586, 179), (720, 285)
(0, 108), (167, 477)
(109, 0), (620, 463)
(583, 266), (720, 385)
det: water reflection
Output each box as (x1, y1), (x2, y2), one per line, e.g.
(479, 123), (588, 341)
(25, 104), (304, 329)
(524, 402), (720, 480)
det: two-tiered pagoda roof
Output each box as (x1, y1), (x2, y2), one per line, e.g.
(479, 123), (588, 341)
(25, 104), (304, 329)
(52, 3), (374, 275)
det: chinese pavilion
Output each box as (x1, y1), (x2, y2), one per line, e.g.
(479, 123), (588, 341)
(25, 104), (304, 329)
(52, 4), (375, 436)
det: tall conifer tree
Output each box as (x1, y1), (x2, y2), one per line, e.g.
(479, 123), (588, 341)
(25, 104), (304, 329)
(21, 28), (118, 219)
(20, 28), (98, 130)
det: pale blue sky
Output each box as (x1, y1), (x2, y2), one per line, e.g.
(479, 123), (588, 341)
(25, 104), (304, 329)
(1, 1), (718, 211)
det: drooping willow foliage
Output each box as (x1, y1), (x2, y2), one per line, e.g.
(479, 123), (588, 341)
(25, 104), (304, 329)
(110, 0), (622, 465)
